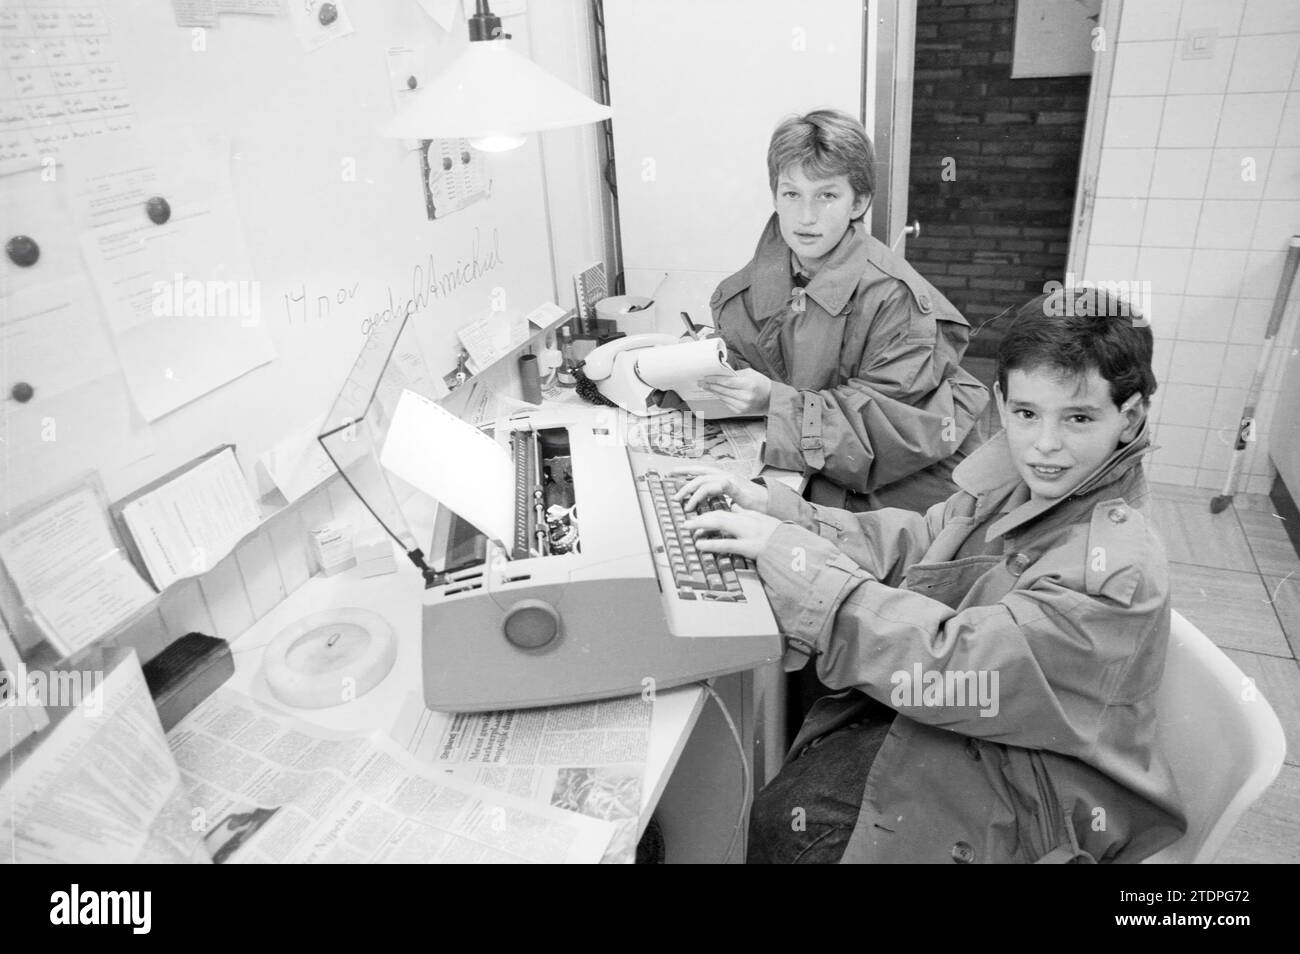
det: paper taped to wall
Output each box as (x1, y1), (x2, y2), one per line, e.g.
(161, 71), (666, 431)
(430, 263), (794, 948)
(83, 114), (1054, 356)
(64, 128), (277, 421)
(0, 275), (119, 403)
(0, 0), (137, 177)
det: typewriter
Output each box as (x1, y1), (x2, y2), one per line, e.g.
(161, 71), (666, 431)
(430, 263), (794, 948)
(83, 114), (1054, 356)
(419, 412), (782, 711)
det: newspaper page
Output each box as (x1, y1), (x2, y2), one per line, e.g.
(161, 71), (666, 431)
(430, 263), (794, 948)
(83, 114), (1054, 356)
(395, 694), (652, 864)
(169, 689), (615, 864)
(0, 652), (210, 864)
(711, 419), (766, 478)
(627, 415), (766, 479)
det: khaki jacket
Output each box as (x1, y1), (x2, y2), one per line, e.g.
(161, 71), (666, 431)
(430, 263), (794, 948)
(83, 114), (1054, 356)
(755, 424), (1187, 863)
(711, 215), (989, 513)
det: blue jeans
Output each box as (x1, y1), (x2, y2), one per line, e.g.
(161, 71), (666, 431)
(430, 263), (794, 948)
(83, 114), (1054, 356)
(746, 699), (895, 864)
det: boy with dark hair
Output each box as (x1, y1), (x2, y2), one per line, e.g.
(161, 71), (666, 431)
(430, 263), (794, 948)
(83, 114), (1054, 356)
(678, 290), (1186, 863)
(701, 109), (988, 515)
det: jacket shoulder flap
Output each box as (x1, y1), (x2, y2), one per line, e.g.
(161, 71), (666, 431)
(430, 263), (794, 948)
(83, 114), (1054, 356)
(710, 263), (754, 310)
(1083, 497), (1150, 607)
(859, 238), (968, 329)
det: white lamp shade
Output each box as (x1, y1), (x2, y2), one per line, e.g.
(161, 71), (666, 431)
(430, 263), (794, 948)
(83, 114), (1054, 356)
(382, 39), (612, 140)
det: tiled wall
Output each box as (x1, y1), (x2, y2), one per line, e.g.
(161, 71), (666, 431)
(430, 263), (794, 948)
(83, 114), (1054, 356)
(1084, 0), (1300, 494)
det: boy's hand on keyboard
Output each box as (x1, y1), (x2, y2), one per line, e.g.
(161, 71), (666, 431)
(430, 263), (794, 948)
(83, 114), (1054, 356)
(683, 508), (781, 560)
(671, 466), (769, 513)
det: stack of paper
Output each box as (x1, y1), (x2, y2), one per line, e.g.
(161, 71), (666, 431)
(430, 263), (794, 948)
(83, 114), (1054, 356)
(379, 389), (515, 546)
(118, 447), (261, 591)
(0, 486), (155, 655)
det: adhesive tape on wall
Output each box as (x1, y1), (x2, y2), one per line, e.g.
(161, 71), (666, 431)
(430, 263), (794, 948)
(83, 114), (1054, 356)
(262, 608), (396, 709)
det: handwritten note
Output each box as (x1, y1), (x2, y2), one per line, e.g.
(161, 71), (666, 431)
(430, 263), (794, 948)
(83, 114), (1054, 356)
(0, 0), (137, 176)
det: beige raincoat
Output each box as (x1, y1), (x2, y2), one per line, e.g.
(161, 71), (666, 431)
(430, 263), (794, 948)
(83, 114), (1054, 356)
(712, 215), (989, 513)
(755, 424), (1186, 863)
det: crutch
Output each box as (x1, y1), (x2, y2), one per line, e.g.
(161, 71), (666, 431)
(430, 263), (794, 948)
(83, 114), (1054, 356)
(1210, 236), (1300, 514)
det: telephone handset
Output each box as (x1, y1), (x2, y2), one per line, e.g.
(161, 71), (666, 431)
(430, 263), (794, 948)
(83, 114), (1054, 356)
(581, 333), (681, 381)
(576, 333), (686, 416)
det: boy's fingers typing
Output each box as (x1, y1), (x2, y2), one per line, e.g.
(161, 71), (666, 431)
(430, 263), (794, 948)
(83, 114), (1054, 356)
(683, 508), (780, 559)
(673, 474), (733, 511)
(671, 470), (769, 513)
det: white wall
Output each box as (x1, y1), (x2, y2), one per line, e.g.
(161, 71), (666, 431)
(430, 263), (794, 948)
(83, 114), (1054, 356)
(603, 0), (868, 336)
(526, 0), (614, 308)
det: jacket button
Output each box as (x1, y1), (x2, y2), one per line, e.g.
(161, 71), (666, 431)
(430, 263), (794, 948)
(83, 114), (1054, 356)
(1006, 551), (1032, 575)
(1108, 506), (1127, 524)
(917, 293), (932, 313)
(951, 841), (975, 864)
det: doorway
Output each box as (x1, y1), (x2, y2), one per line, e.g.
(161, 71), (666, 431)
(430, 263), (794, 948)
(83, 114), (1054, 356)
(899, 0), (1101, 378)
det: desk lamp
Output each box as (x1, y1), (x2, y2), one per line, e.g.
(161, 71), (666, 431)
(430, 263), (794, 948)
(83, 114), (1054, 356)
(381, 0), (611, 151)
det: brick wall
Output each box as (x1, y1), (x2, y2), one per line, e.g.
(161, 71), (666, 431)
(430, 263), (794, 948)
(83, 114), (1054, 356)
(907, 0), (1090, 357)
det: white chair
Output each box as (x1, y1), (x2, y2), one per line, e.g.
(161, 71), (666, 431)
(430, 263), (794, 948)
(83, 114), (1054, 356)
(1143, 609), (1288, 863)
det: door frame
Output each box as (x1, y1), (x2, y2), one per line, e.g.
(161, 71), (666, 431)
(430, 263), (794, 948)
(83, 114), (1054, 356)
(869, 0), (917, 253)
(1066, 0), (1123, 280)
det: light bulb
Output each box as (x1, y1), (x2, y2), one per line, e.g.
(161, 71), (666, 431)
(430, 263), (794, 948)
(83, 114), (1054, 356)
(468, 134), (527, 152)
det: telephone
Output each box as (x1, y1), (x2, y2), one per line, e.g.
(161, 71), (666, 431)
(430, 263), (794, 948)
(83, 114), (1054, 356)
(581, 333), (681, 416)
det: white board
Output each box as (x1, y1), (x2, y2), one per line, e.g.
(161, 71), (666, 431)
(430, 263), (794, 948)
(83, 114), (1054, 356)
(0, 0), (557, 508)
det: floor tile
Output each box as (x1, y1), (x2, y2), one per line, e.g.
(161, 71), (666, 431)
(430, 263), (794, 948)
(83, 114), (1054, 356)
(1231, 491), (1276, 514)
(1237, 509), (1300, 577)
(1224, 649), (1300, 769)
(1170, 563), (1291, 656)
(1149, 499), (1257, 571)
(1149, 481), (1215, 505)
(1265, 573), (1300, 660)
(1216, 763), (1300, 863)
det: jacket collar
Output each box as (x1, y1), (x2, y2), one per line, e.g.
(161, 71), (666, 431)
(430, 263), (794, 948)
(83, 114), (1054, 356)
(751, 213), (867, 321)
(950, 418), (1153, 542)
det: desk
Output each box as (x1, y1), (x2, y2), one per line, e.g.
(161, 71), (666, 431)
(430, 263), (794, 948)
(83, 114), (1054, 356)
(218, 391), (796, 862)
(220, 555), (757, 859)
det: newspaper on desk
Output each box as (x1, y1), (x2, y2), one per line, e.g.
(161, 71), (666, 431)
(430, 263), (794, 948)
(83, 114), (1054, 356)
(0, 660), (612, 863)
(0, 652), (210, 864)
(627, 416), (766, 480)
(394, 694), (653, 865)
(168, 689), (616, 863)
